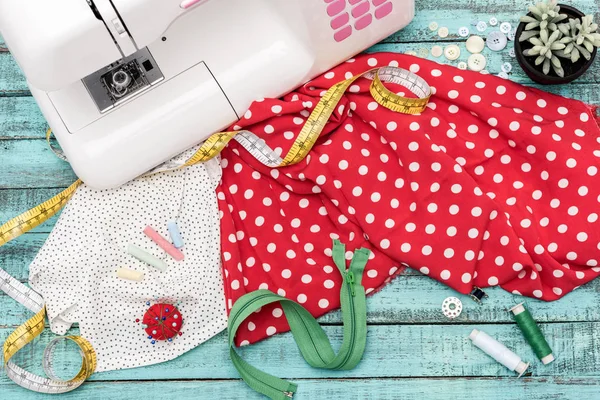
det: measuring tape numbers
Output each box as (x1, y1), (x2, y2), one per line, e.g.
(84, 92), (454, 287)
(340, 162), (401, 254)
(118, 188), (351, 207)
(0, 269), (96, 393)
(3, 65), (430, 393)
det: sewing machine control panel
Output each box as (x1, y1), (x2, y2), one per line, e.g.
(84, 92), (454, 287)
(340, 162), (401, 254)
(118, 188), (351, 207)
(82, 48), (164, 113)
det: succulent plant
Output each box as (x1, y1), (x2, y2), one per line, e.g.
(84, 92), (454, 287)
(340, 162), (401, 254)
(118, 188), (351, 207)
(524, 29), (566, 76)
(519, 1), (600, 76)
(520, 0), (568, 31)
(555, 15), (600, 63)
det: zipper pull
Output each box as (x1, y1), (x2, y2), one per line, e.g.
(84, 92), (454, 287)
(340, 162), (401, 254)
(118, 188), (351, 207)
(345, 270), (356, 297)
(283, 391), (295, 398)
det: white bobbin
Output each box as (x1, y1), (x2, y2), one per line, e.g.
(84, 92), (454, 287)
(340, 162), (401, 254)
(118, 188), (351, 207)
(442, 297), (463, 319)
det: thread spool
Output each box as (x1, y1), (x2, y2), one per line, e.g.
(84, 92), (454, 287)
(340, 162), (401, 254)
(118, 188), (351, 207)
(510, 303), (554, 364)
(469, 329), (529, 377)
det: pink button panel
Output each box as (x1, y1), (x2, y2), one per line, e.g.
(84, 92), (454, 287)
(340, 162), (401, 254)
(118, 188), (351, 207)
(324, 0), (395, 42)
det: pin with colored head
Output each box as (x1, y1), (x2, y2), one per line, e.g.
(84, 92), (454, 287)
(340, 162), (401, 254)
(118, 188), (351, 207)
(137, 300), (184, 345)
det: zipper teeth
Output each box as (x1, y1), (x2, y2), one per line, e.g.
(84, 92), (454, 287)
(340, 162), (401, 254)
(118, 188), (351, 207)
(295, 306), (327, 364)
(331, 272), (356, 370)
(231, 293), (295, 397)
(339, 278), (356, 370)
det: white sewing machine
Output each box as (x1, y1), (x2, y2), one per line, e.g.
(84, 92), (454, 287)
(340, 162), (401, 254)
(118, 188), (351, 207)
(0, 0), (414, 189)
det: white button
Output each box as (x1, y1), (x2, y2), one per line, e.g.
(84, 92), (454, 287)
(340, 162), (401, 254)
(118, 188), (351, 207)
(429, 21), (439, 31)
(501, 62), (513, 73)
(476, 21), (488, 32)
(418, 48), (430, 58)
(507, 29), (516, 41)
(458, 26), (470, 37)
(444, 45), (461, 61)
(486, 31), (508, 51)
(489, 17), (498, 26)
(431, 45), (443, 58)
(438, 27), (449, 38)
(497, 71), (509, 79)
(509, 48), (516, 58)
(500, 22), (512, 34)
(468, 53), (487, 72)
(480, 69), (490, 75)
(458, 62), (468, 70)
(466, 35), (485, 54)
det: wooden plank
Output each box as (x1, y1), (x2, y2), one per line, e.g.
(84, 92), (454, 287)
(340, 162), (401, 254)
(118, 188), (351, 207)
(0, 139), (77, 188)
(0, 190), (64, 230)
(383, 0), (600, 43)
(0, 45), (597, 98)
(1, 0), (600, 96)
(1, 1), (599, 47)
(369, 41), (600, 83)
(1, 322), (598, 382)
(2, 377), (600, 400)
(0, 82), (598, 140)
(0, 53), (28, 95)
(0, 82), (598, 188)
(0, 97), (46, 139)
(2, 270), (600, 326)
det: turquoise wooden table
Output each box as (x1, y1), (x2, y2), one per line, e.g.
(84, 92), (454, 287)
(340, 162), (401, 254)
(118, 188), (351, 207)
(1, 1), (600, 399)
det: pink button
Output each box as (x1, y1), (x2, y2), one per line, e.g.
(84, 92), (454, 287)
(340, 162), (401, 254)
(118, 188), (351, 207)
(375, 2), (393, 19)
(331, 12), (350, 30)
(327, 0), (346, 16)
(352, 1), (370, 17)
(334, 25), (353, 42)
(355, 13), (373, 30)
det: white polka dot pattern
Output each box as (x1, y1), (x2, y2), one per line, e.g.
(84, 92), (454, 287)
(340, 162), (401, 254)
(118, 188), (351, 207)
(28, 153), (227, 372)
(217, 53), (600, 346)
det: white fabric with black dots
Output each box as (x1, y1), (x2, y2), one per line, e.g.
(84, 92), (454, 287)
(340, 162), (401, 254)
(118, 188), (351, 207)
(28, 153), (227, 372)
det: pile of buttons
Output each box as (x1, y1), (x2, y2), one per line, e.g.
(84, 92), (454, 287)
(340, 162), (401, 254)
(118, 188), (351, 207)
(420, 16), (518, 79)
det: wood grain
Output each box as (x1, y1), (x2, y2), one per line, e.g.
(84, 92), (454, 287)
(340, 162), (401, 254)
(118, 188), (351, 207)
(1, 322), (598, 383)
(1, 1), (600, 399)
(2, 266), (600, 327)
(1, 377), (599, 400)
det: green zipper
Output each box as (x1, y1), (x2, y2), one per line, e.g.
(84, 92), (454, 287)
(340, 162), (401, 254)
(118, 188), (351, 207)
(227, 239), (370, 399)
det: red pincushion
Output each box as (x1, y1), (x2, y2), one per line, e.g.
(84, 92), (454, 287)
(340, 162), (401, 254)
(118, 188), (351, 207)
(143, 303), (183, 340)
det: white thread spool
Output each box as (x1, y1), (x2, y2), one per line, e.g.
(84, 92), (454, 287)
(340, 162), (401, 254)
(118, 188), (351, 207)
(469, 329), (529, 377)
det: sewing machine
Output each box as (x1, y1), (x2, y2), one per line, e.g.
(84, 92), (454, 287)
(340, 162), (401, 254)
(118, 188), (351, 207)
(0, 0), (414, 189)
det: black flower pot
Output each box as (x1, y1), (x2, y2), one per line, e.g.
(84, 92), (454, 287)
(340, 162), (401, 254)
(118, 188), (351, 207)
(514, 4), (597, 84)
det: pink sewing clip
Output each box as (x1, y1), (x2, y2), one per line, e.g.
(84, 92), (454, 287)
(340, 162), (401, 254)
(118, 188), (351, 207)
(143, 226), (185, 261)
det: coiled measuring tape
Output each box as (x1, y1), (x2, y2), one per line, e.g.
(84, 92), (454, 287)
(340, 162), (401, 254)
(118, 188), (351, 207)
(2, 65), (429, 393)
(0, 268), (96, 393)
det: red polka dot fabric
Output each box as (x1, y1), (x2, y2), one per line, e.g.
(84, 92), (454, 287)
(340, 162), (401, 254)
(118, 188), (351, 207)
(217, 52), (600, 346)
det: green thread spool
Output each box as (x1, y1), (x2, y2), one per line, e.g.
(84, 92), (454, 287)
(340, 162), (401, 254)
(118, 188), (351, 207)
(510, 303), (554, 364)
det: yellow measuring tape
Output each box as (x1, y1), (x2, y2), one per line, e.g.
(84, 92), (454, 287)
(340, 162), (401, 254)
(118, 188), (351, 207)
(1, 66), (430, 393)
